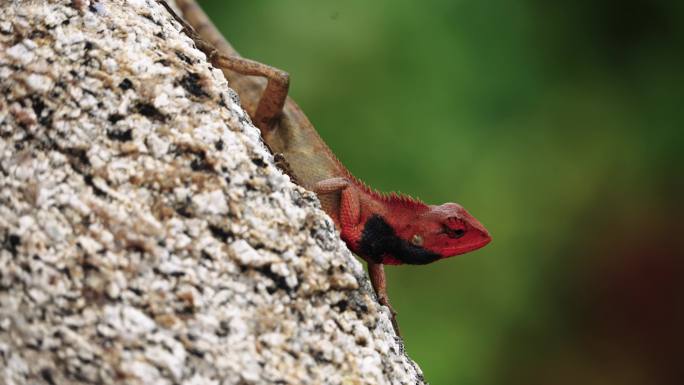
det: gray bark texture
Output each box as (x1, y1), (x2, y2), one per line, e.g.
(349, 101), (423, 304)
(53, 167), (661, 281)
(0, 1), (426, 384)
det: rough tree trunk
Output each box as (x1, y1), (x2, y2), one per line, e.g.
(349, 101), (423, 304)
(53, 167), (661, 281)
(0, 1), (427, 384)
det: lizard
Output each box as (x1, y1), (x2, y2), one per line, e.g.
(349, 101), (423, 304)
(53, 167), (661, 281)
(165, 0), (492, 335)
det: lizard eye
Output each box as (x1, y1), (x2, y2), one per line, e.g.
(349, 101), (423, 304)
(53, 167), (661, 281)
(410, 234), (423, 246)
(442, 226), (465, 239)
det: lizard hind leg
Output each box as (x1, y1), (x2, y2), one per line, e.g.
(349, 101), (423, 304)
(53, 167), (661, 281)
(175, 0), (290, 133)
(211, 55), (290, 132)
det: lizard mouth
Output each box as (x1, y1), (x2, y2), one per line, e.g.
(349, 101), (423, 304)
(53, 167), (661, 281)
(439, 232), (491, 258)
(471, 236), (492, 250)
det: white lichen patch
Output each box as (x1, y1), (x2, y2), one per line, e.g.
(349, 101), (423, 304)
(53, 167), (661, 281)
(0, 1), (425, 384)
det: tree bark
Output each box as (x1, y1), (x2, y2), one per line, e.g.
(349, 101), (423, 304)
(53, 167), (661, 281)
(0, 1), (425, 384)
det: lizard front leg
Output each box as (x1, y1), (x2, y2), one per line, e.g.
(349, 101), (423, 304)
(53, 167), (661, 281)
(368, 262), (401, 336)
(314, 178), (401, 335)
(313, 177), (360, 230)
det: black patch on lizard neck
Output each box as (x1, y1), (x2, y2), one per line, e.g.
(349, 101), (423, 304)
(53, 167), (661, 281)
(358, 215), (441, 265)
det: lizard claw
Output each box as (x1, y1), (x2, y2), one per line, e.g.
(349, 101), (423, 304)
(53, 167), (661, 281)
(378, 295), (401, 336)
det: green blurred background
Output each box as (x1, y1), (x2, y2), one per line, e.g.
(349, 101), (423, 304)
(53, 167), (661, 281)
(200, 1), (683, 383)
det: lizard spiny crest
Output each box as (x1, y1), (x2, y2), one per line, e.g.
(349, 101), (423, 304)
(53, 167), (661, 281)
(344, 170), (428, 210)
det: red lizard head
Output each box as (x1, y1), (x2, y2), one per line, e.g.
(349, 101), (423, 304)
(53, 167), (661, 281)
(357, 200), (491, 265)
(408, 202), (491, 259)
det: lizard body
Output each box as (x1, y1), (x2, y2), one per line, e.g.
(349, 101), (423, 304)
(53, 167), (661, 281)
(171, 0), (491, 334)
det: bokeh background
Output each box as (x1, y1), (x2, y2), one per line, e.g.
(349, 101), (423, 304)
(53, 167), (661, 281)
(200, 1), (683, 383)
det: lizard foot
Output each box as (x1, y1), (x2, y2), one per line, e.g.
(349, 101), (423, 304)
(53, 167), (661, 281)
(377, 293), (401, 337)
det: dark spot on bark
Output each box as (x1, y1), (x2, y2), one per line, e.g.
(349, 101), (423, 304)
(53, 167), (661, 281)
(208, 225), (234, 243)
(179, 305), (195, 316)
(312, 350), (332, 364)
(118, 78), (133, 90)
(179, 72), (208, 98)
(174, 203), (192, 218)
(4, 233), (21, 256)
(80, 257), (99, 272)
(106, 128), (132, 142)
(273, 153), (297, 180)
(84, 41), (93, 50)
(256, 266), (295, 295)
(216, 320), (230, 337)
(81, 287), (106, 307)
(237, 114), (251, 127)
(83, 174), (107, 197)
(107, 113), (124, 124)
(175, 51), (192, 64)
(134, 102), (166, 122)
(214, 139), (224, 150)
(332, 299), (349, 312)
(200, 250), (214, 261)
(29, 30), (48, 40)
(156, 59), (170, 66)
(14, 130), (34, 150)
(19, 261), (31, 273)
(62, 147), (90, 167)
(128, 287), (143, 296)
(82, 55), (101, 69)
(126, 241), (147, 254)
(190, 152), (212, 172)
(39, 113), (53, 128)
(187, 348), (205, 358)
(62, 19), (70, 25)
(40, 368), (56, 385)
(30, 96), (45, 116)
(251, 157), (267, 168)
